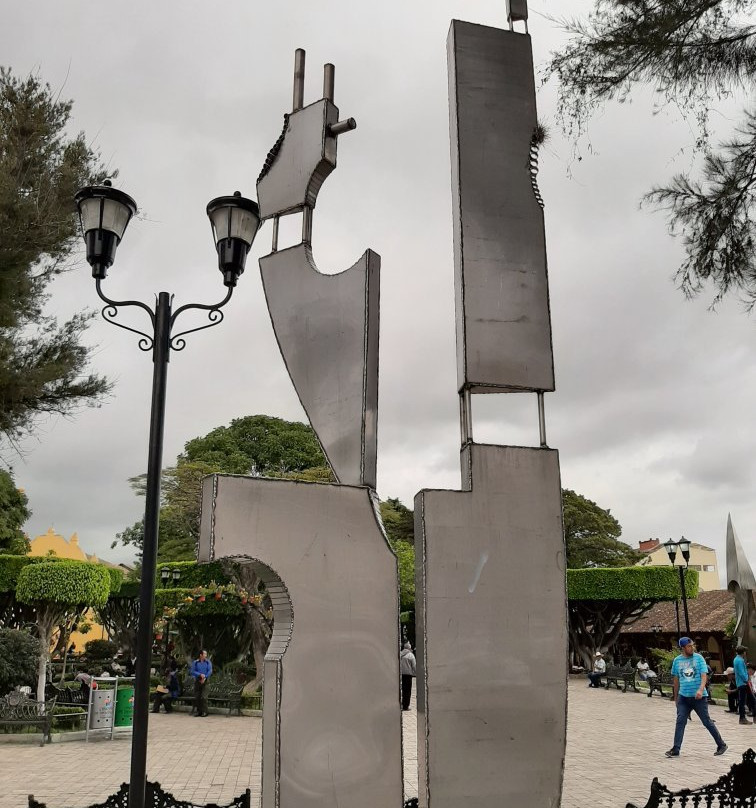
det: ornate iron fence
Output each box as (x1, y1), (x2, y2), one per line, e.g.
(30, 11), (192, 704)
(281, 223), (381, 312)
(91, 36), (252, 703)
(28, 782), (250, 808)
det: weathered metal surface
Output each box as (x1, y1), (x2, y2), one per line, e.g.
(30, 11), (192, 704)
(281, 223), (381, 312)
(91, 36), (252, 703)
(259, 244), (379, 488)
(448, 20), (554, 393)
(415, 443), (567, 808)
(726, 514), (756, 658)
(198, 474), (402, 808)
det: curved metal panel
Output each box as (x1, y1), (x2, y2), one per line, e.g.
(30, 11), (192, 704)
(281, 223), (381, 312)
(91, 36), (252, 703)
(726, 514), (756, 657)
(257, 99), (339, 219)
(415, 444), (567, 808)
(199, 474), (402, 808)
(260, 244), (379, 488)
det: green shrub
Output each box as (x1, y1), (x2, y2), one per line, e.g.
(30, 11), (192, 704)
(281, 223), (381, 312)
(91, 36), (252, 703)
(155, 561), (231, 589)
(84, 639), (117, 662)
(0, 629), (39, 695)
(223, 661), (256, 684)
(17, 561), (110, 608)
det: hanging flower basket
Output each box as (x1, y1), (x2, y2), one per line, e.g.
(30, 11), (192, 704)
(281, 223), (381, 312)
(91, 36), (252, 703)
(198, 595), (206, 603)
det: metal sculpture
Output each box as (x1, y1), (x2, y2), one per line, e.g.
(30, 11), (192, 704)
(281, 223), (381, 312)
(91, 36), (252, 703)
(726, 514), (756, 658)
(199, 52), (401, 808)
(414, 12), (567, 808)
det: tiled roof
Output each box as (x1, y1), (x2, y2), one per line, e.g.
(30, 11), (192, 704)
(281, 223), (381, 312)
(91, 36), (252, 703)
(622, 589), (734, 634)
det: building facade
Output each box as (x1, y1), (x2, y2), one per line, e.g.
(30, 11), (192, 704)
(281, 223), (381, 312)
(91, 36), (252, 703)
(637, 538), (721, 591)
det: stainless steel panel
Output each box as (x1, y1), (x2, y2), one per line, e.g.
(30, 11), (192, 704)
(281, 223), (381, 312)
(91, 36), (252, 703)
(726, 514), (756, 657)
(448, 20), (555, 393)
(260, 244), (379, 488)
(257, 99), (339, 219)
(199, 474), (402, 808)
(415, 444), (566, 808)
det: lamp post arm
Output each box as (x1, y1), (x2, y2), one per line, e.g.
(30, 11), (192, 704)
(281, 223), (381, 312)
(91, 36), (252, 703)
(95, 279), (157, 352)
(169, 286), (234, 351)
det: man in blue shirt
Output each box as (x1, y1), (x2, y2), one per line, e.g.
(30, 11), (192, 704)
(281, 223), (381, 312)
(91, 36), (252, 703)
(190, 650), (213, 717)
(666, 637), (727, 758)
(733, 645), (756, 724)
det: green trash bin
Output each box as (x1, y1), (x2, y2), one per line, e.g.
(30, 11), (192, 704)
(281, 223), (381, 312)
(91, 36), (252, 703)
(114, 686), (134, 727)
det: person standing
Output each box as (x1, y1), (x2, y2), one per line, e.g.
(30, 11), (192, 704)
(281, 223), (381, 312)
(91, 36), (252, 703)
(733, 645), (756, 725)
(666, 637), (727, 758)
(724, 667), (739, 713)
(587, 652), (606, 688)
(400, 643), (416, 711)
(191, 650), (212, 717)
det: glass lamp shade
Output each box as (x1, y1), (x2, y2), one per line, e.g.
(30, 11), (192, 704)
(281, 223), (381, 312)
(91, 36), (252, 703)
(172, 568), (181, 581)
(74, 181), (137, 280)
(663, 538), (677, 564)
(678, 536), (691, 561)
(206, 191), (261, 287)
(160, 568), (170, 582)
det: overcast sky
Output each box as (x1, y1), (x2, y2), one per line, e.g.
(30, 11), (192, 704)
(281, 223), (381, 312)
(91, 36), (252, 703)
(3, 1), (754, 583)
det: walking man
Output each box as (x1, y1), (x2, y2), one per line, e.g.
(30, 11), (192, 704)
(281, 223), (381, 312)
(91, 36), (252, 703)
(191, 649), (212, 717)
(666, 637), (727, 758)
(400, 642), (416, 711)
(733, 645), (756, 724)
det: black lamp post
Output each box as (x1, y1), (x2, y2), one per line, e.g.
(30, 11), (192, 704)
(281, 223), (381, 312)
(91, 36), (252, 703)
(663, 537), (692, 636)
(160, 568), (181, 666)
(75, 181), (260, 808)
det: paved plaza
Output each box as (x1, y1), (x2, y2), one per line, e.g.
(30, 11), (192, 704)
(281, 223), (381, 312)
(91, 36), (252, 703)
(5, 680), (756, 808)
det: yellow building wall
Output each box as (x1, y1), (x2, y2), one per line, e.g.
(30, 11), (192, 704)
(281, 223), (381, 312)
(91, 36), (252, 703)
(638, 543), (721, 591)
(27, 529), (109, 652)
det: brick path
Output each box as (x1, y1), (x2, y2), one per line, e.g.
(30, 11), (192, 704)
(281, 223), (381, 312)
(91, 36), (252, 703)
(6, 680), (756, 808)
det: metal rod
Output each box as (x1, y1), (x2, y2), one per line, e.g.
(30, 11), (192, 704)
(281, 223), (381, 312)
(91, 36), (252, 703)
(675, 599), (681, 635)
(679, 565), (691, 635)
(302, 206), (313, 244)
(128, 291), (171, 808)
(537, 391), (547, 447)
(293, 49), (306, 112)
(459, 388), (473, 445)
(323, 63), (335, 102)
(329, 118), (357, 136)
(271, 216), (279, 253)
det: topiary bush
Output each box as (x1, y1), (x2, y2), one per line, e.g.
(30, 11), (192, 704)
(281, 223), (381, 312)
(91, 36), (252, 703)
(0, 628), (40, 695)
(84, 639), (117, 663)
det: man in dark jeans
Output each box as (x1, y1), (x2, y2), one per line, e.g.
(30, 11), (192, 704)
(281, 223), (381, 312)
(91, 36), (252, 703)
(190, 650), (212, 717)
(733, 645), (756, 724)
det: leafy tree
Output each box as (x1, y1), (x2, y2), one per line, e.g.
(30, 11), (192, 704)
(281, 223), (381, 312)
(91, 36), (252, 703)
(0, 628), (39, 695)
(562, 489), (641, 568)
(0, 67), (112, 445)
(94, 579), (140, 660)
(184, 414), (328, 476)
(16, 560), (110, 701)
(567, 565), (697, 668)
(545, 1), (756, 306)
(0, 469), (30, 553)
(380, 497), (415, 545)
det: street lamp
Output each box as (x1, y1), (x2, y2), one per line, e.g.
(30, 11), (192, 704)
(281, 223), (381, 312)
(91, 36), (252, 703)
(159, 568), (182, 666)
(75, 180), (260, 808)
(663, 537), (691, 636)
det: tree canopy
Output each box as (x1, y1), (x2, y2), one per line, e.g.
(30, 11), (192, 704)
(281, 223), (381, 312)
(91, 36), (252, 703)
(0, 469), (30, 553)
(562, 489), (640, 568)
(0, 67), (112, 446)
(546, 1), (756, 307)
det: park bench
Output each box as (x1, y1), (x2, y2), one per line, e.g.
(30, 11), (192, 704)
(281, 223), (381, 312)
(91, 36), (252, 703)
(647, 669), (674, 699)
(176, 672), (244, 715)
(45, 683), (88, 708)
(626, 746), (756, 808)
(0, 691), (56, 746)
(604, 663), (639, 693)
(29, 780), (251, 808)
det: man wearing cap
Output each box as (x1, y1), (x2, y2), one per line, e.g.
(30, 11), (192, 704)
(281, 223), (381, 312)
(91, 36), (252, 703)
(666, 637), (727, 758)
(587, 652), (606, 688)
(733, 645), (756, 724)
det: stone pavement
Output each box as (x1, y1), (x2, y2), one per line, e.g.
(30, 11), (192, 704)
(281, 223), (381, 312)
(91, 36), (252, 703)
(6, 680), (756, 808)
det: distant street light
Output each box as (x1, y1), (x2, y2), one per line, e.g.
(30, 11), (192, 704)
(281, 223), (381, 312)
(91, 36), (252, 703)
(663, 537), (692, 636)
(75, 180), (260, 808)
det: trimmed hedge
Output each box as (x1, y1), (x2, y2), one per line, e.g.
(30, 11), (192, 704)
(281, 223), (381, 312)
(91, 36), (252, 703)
(17, 561), (110, 608)
(0, 555), (123, 597)
(567, 565), (697, 601)
(155, 560), (231, 589)
(105, 567), (123, 595)
(155, 587), (244, 617)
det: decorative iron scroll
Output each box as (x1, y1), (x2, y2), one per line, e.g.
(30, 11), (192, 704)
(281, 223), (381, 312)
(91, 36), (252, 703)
(626, 748), (756, 808)
(28, 782), (251, 808)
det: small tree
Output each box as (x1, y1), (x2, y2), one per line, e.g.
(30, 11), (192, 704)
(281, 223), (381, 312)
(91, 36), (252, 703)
(16, 561), (109, 701)
(567, 565), (697, 668)
(0, 628), (39, 695)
